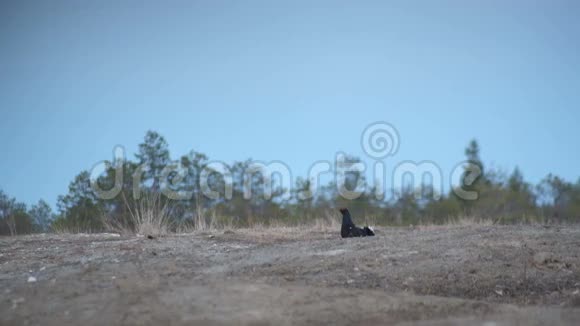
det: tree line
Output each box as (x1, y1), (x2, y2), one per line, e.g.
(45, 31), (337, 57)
(2, 131), (579, 235)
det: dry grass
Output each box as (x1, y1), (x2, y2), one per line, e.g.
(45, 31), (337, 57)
(176, 209), (237, 233)
(51, 224), (98, 235)
(175, 209), (342, 234)
(98, 207), (526, 236)
(209, 210), (343, 241)
(416, 216), (494, 230)
(172, 210), (343, 242)
(311, 210), (342, 231)
(448, 216), (495, 226)
(103, 192), (173, 237)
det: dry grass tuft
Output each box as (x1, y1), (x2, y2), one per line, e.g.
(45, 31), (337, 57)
(104, 192), (173, 237)
(127, 192), (173, 236)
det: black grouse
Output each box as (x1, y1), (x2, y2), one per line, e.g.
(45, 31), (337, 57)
(339, 208), (375, 238)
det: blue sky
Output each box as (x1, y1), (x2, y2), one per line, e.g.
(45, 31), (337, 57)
(1, 0), (579, 209)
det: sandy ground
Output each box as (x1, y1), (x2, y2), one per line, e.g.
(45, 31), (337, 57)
(1, 225), (580, 325)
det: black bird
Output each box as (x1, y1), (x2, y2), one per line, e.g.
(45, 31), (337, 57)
(339, 208), (375, 238)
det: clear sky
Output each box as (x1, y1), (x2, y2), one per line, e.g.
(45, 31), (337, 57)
(1, 0), (579, 209)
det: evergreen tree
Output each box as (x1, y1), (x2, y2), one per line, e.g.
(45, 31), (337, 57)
(135, 130), (171, 191)
(29, 199), (53, 232)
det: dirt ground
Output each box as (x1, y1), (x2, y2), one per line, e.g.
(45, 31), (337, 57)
(1, 225), (580, 325)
